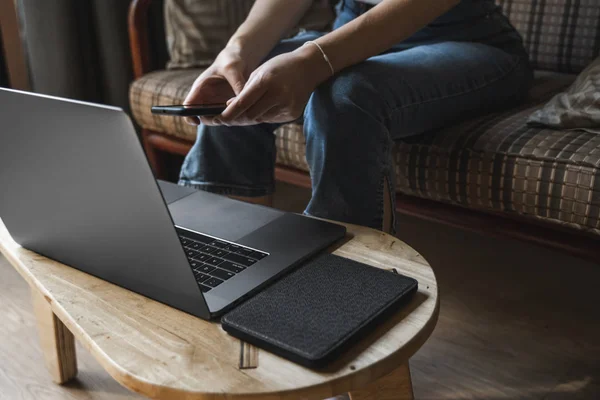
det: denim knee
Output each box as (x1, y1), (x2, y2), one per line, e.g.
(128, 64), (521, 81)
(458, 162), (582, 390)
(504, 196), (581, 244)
(306, 67), (390, 127)
(302, 72), (395, 230)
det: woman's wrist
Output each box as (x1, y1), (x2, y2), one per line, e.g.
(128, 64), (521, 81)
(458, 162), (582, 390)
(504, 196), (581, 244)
(224, 37), (249, 59)
(225, 36), (264, 71)
(226, 35), (248, 52)
(292, 43), (334, 87)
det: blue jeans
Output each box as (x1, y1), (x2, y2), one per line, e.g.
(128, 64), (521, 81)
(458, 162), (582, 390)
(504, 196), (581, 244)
(179, 0), (533, 230)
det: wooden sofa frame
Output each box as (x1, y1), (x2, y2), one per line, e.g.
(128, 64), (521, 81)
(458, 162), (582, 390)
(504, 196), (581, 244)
(128, 0), (599, 263)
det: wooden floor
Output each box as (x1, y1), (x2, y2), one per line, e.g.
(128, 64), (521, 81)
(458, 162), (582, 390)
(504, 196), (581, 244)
(1, 183), (599, 400)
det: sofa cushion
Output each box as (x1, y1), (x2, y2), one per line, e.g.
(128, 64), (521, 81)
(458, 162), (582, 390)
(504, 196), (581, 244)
(395, 73), (600, 234)
(528, 57), (600, 133)
(131, 70), (600, 233)
(276, 72), (600, 234)
(164, 0), (335, 69)
(130, 69), (203, 141)
(497, 0), (600, 74)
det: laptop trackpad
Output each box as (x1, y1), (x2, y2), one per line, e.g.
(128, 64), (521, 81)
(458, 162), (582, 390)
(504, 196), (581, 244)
(168, 191), (283, 242)
(157, 179), (197, 204)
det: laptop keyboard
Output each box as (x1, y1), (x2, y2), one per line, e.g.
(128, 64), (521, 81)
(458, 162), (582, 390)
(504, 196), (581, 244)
(177, 230), (268, 293)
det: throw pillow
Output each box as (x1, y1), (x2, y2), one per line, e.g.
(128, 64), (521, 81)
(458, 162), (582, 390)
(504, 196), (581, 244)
(165, 0), (336, 69)
(527, 57), (600, 134)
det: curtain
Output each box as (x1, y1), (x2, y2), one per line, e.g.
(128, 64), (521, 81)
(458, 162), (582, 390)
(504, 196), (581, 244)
(17, 0), (133, 112)
(0, 29), (9, 87)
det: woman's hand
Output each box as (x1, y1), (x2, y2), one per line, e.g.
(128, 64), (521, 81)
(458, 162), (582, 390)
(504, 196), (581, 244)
(217, 44), (332, 126)
(183, 46), (250, 126)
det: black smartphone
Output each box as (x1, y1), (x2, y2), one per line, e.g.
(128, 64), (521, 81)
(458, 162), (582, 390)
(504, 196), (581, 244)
(151, 104), (227, 116)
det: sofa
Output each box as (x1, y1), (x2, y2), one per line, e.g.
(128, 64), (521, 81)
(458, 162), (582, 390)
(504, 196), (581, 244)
(128, 0), (600, 262)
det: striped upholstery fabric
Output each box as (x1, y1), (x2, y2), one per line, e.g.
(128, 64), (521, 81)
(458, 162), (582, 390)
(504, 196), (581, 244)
(164, 0), (335, 69)
(130, 69), (202, 141)
(528, 57), (600, 132)
(130, 70), (600, 233)
(395, 73), (600, 234)
(164, 1), (253, 69)
(163, 0), (600, 72)
(497, 0), (600, 73)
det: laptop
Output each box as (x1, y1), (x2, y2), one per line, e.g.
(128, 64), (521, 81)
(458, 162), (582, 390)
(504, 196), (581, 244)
(0, 88), (346, 320)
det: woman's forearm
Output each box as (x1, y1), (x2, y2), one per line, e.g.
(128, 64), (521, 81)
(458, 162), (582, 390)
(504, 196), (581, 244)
(228, 0), (314, 70)
(298, 0), (460, 82)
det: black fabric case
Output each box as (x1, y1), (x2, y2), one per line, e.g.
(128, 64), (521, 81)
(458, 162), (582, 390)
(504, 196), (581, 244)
(221, 253), (418, 369)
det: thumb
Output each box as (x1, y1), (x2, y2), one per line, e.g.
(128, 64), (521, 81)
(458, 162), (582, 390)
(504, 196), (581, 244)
(224, 69), (247, 96)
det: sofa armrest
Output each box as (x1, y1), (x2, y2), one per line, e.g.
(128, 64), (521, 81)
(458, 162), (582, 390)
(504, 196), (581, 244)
(129, 0), (154, 79)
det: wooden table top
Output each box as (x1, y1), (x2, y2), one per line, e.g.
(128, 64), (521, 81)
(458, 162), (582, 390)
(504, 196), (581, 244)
(0, 218), (439, 400)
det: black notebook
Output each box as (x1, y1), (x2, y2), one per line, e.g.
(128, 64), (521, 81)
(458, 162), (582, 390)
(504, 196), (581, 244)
(221, 253), (418, 369)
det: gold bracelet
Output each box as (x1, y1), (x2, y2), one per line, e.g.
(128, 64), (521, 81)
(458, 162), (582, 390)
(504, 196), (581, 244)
(304, 41), (335, 76)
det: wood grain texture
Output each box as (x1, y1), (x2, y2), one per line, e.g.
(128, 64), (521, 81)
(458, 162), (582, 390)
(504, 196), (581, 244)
(0, 255), (141, 400)
(145, 131), (194, 156)
(31, 290), (78, 384)
(0, 218), (438, 400)
(395, 194), (600, 263)
(2, 182), (600, 400)
(140, 130), (170, 180)
(239, 342), (259, 370)
(274, 166), (312, 190)
(349, 365), (413, 400)
(128, 0), (153, 79)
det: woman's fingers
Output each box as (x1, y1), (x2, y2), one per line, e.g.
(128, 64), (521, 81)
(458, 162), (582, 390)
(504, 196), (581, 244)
(242, 95), (279, 123)
(199, 116), (218, 126)
(262, 106), (301, 124)
(220, 79), (268, 123)
(182, 75), (238, 126)
(184, 75), (209, 105)
(183, 78), (204, 126)
(222, 66), (247, 96)
(184, 76), (236, 107)
(185, 116), (201, 126)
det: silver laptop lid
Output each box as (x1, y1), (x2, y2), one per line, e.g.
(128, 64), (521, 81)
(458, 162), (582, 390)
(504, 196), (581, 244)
(0, 88), (209, 319)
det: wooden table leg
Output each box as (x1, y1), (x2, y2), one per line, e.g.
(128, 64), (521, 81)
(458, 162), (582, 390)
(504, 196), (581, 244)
(348, 364), (414, 400)
(31, 290), (78, 384)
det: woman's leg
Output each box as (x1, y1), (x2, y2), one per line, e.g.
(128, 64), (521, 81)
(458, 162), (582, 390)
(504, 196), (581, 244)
(179, 122), (279, 200)
(178, 32), (324, 199)
(303, 41), (532, 230)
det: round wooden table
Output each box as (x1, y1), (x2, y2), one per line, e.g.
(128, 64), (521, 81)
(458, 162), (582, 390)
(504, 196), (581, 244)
(0, 218), (439, 400)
